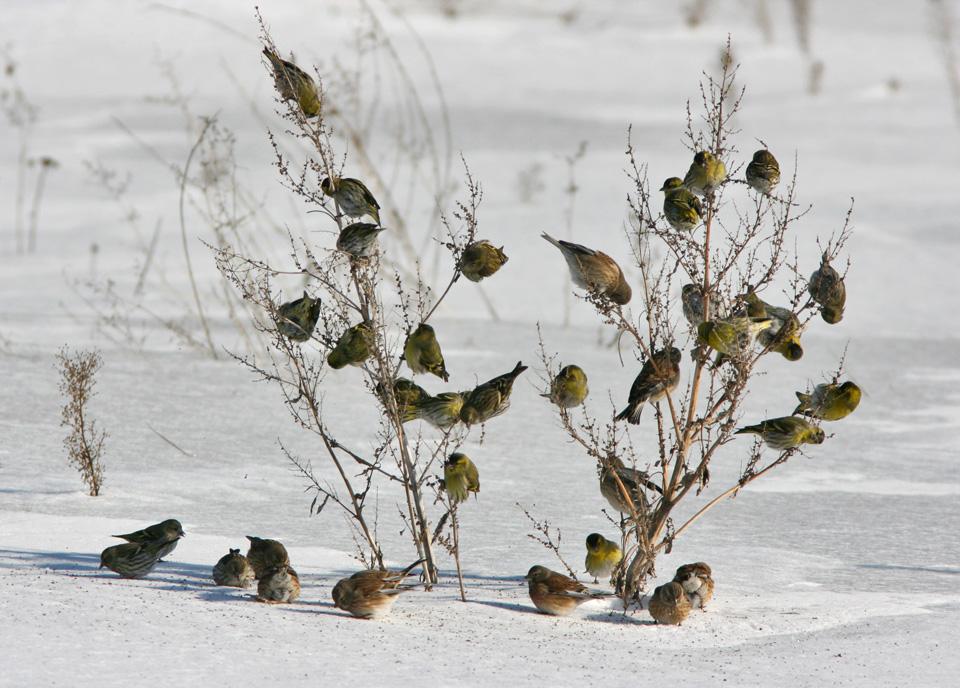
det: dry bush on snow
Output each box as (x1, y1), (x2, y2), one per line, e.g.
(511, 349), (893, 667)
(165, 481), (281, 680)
(56, 347), (107, 496)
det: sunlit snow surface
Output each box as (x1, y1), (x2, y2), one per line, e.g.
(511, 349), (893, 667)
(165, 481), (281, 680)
(1, 1), (959, 686)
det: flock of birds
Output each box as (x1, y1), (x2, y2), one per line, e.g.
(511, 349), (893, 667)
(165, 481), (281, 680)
(98, 518), (714, 624)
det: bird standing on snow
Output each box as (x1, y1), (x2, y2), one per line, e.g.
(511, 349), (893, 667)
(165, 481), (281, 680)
(112, 518), (184, 561)
(541, 233), (632, 305)
(648, 581), (693, 625)
(321, 177), (381, 225)
(673, 562), (714, 610)
(332, 575), (413, 620)
(256, 564), (301, 604)
(584, 533), (622, 583)
(213, 548), (256, 588)
(99, 540), (168, 579)
(524, 565), (612, 616)
(245, 536), (290, 579)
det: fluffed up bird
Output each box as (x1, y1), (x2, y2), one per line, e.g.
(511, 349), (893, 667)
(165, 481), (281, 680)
(443, 452), (480, 504)
(697, 316), (772, 360)
(541, 233), (632, 305)
(213, 548), (256, 588)
(743, 290), (803, 361)
(337, 222), (386, 259)
(112, 518), (184, 560)
(263, 47), (320, 118)
(327, 322), (374, 370)
(404, 323), (449, 382)
(461, 240), (508, 282)
(99, 540), (167, 579)
(735, 416), (825, 450)
(277, 292), (321, 343)
(648, 581), (693, 625)
(245, 536), (290, 579)
(673, 562), (714, 610)
(332, 575), (413, 619)
(460, 361), (528, 426)
(584, 533), (622, 583)
(525, 565), (613, 616)
(745, 149), (780, 194)
(615, 347), (682, 424)
(343, 559), (425, 590)
(376, 377), (429, 422)
(257, 564), (301, 604)
(413, 391), (466, 430)
(681, 283), (715, 328)
(321, 177), (381, 225)
(683, 150), (727, 197)
(660, 177), (703, 232)
(542, 364), (589, 409)
(808, 252), (846, 324)
(600, 457), (663, 515)
(794, 381), (861, 421)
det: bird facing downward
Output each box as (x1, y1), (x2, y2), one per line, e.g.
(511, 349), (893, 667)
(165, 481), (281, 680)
(262, 47), (321, 118)
(332, 575), (413, 620)
(541, 233), (631, 305)
(524, 565), (612, 616)
(648, 581), (693, 625)
(245, 536), (290, 579)
(794, 381), (861, 421)
(735, 416), (825, 450)
(459, 361), (528, 426)
(257, 564), (301, 604)
(615, 347), (682, 424)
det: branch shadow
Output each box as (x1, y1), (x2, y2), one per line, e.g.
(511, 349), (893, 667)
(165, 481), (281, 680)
(857, 563), (960, 576)
(464, 598), (542, 616)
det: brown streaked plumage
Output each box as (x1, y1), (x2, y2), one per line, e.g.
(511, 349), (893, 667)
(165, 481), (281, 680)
(615, 347), (682, 424)
(245, 536), (290, 579)
(541, 232), (632, 305)
(599, 457), (662, 515)
(112, 519), (184, 560)
(648, 581), (692, 625)
(332, 575), (412, 619)
(213, 548), (256, 588)
(99, 540), (167, 579)
(524, 565), (612, 616)
(673, 562), (714, 610)
(256, 564), (301, 604)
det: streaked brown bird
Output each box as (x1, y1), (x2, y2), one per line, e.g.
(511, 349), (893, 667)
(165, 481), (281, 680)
(541, 232), (632, 305)
(681, 283), (715, 328)
(341, 559), (425, 592)
(336, 222), (386, 259)
(99, 540), (167, 579)
(213, 548), (256, 588)
(461, 240), (508, 282)
(277, 292), (322, 342)
(599, 457), (662, 515)
(460, 361), (528, 426)
(673, 562), (714, 610)
(245, 536), (290, 579)
(263, 47), (320, 118)
(257, 564), (301, 604)
(413, 391), (466, 430)
(745, 149), (781, 194)
(808, 252), (846, 324)
(615, 347), (682, 424)
(524, 565), (612, 616)
(332, 575), (413, 619)
(321, 177), (381, 225)
(648, 581), (693, 625)
(112, 518), (184, 560)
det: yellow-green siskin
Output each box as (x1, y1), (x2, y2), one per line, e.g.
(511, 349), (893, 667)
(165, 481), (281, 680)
(412, 391), (466, 430)
(321, 177), (381, 225)
(263, 48), (321, 118)
(404, 323), (449, 382)
(277, 292), (322, 343)
(660, 177), (703, 232)
(683, 150), (727, 197)
(461, 240), (508, 282)
(735, 416), (825, 450)
(112, 518), (184, 560)
(541, 233), (632, 305)
(615, 347), (682, 424)
(245, 536), (290, 579)
(697, 317), (773, 359)
(213, 548), (256, 588)
(681, 283), (715, 328)
(673, 562), (714, 610)
(460, 361), (528, 426)
(99, 540), (168, 579)
(808, 252), (846, 324)
(743, 290), (803, 361)
(443, 452), (480, 504)
(327, 322), (374, 370)
(337, 222), (387, 259)
(525, 565), (613, 616)
(794, 381), (861, 421)
(542, 364), (589, 409)
(745, 149), (781, 194)
(332, 575), (413, 619)
(648, 581), (692, 625)
(256, 564), (301, 604)
(584, 533), (622, 582)
(376, 378), (430, 423)
(599, 457), (662, 515)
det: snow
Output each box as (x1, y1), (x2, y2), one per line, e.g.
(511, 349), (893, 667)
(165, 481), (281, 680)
(2, 0), (960, 686)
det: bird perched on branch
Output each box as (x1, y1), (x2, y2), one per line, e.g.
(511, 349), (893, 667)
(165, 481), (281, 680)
(697, 316), (772, 360)
(113, 518), (184, 561)
(743, 290), (803, 361)
(808, 252), (846, 324)
(599, 456), (662, 515)
(745, 149), (780, 194)
(460, 361), (527, 426)
(648, 581), (693, 625)
(262, 47), (320, 118)
(461, 240), (508, 282)
(524, 565), (612, 616)
(683, 150), (727, 197)
(327, 322), (374, 370)
(673, 562), (714, 610)
(213, 548), (256, 588)
(735, 416), (825, 450)
(99, 540), (168, 579)
(276, 292), (321, 343)
(245, 536), (290, 579)
(615, 347), (682, 424)
(660, 177), (703, 232)
(321, 177), (381, 225)
(376, 378), (429, 422)
(681, 283), (715, 328)
(412, 391), (466, 430)
(336, 222), (387, 259)
(257, 564), (301, 604)
(794, 381), (861, 421)
(404, 323), (449, 382)
(542, 364), (589, 409)
(541, 233), (632, 305)
(584, 533), (622, 583)
(443, 452), (480, 504)
(332, 575), (413, 619)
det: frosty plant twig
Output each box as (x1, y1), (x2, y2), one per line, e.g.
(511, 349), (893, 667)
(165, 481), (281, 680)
(56, 347), (107, 497)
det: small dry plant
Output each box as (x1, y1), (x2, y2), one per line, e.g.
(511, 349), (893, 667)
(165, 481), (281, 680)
(57, 347), (107, 496)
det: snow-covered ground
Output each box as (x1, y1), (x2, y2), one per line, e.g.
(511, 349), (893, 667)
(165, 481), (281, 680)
(2, 1), (959, 686)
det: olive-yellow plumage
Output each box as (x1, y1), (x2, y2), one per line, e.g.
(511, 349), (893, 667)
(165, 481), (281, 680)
(321, 177), (381, 225)
(543, 364), (589, 408)
(263, 48), (321, 118)
(461, 240), (508, 282)
(794, 381), (861, 421)
(277, 292), (321, 342)
(584, 533), (622, 582)
(443, 452), (480, 504)
(735, 416), (825, 450)
(327, 322), (374, 370)
(683, 150), (727, 197)
(404, 323), (449, 382)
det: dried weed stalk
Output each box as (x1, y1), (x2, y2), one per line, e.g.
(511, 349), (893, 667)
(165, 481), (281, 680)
(56, 347), (107, 496)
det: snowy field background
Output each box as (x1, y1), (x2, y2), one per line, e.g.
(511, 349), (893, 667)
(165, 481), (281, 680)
(1, 1), (959, 686)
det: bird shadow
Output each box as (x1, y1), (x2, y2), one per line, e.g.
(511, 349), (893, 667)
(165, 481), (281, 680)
(464, 598), (542, 616)
(583, 609), (654, 625)
(857, 563), (960, 576)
